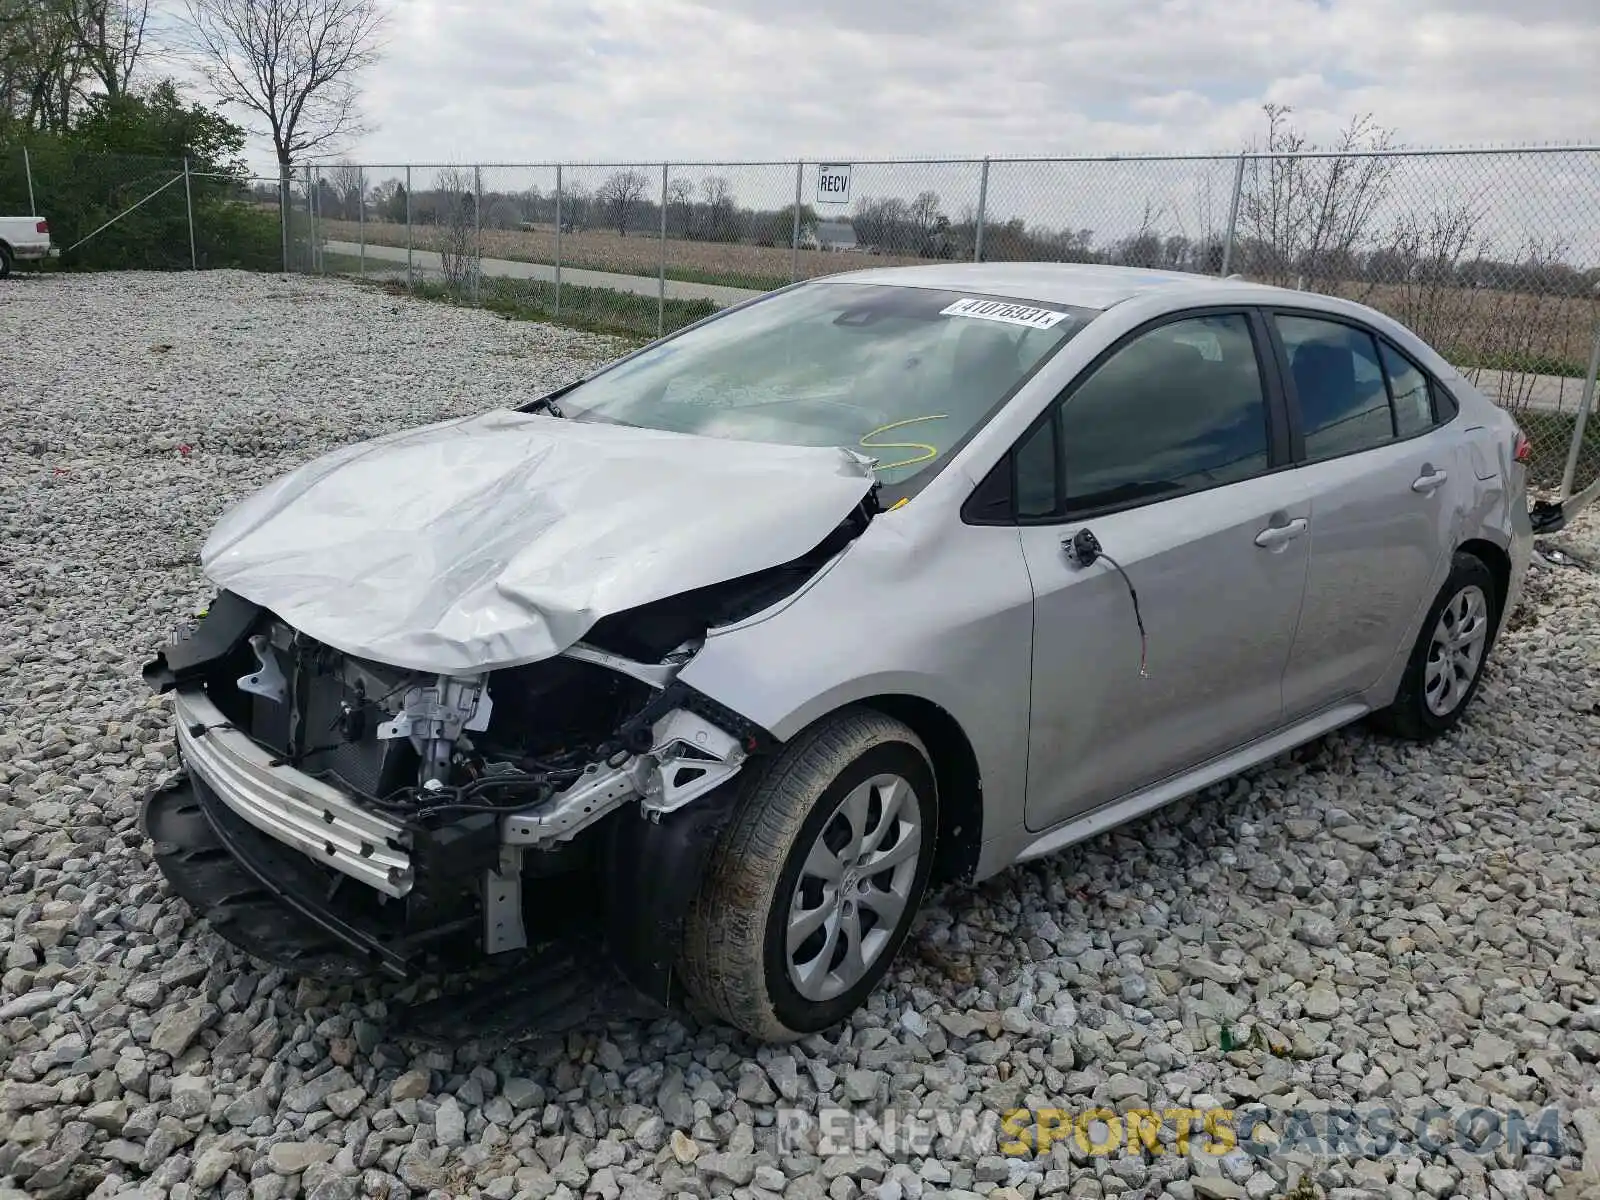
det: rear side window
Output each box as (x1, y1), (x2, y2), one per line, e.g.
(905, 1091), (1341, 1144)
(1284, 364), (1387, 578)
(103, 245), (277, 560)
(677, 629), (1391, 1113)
(1431, 379), (1459, 423)
(1382, 342), (1433, 437)
(1277, 315), (1393, 460)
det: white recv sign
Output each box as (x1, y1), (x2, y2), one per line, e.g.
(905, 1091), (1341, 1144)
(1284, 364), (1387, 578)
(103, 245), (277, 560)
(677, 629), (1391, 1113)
(817, 164), (852, 205)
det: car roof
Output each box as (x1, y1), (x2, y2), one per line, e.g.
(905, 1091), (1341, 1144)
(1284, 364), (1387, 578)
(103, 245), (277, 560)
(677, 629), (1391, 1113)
(806, 261), (1298, 312)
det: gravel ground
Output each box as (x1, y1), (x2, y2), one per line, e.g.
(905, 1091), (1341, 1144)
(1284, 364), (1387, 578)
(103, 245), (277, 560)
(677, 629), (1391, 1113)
(2, 270), (1599, 1200)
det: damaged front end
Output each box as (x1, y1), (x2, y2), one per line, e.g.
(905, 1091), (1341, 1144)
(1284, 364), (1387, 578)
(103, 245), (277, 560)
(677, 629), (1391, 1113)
(137, 566), (821, 1006)
(137, 407), (883, 1026)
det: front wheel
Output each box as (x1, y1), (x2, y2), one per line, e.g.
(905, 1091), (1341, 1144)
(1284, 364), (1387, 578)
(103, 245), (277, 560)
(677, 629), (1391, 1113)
(0, 246), (13, 280)
(1374, 551), (1499, 740)
(679, 709), (937, 1041)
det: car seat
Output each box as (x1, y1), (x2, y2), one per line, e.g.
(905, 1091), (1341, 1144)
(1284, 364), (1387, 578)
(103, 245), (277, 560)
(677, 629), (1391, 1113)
(1291, 341), (1356, 434)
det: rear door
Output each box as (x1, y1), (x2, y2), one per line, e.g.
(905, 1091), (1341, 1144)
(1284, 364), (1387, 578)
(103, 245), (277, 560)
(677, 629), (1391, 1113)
(1005, 309), (1313, 831)
(1268, 310), (1467, 718)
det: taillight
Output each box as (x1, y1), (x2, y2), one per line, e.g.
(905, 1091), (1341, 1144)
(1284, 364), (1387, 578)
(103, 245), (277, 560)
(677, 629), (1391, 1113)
(35, 220), (48, 234)
(1513, 429), (1531, 465)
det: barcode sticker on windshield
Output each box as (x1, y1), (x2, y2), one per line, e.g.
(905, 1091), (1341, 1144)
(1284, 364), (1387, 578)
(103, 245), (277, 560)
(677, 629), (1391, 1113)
(940, 298), (1067, 329)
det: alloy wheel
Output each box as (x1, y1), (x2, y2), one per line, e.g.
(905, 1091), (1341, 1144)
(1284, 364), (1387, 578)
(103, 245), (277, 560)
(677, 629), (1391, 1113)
(1424, 583), (1490, 717)
(785, 772), (924, 1002)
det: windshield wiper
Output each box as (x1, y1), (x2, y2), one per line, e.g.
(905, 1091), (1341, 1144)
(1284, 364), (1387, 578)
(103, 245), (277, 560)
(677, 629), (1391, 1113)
(526, 395), (565, 418)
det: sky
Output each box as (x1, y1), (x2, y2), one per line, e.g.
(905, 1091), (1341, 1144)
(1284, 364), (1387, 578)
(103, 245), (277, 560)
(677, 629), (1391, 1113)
(150, 0), (1599, 257)
(310, 0), (1600, 166)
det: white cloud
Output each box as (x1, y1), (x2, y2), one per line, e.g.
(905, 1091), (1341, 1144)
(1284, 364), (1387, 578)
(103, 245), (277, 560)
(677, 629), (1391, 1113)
(150, 0), (1587, 169)
(157, 0), (1596, 255)
(279, 0), (1596, 166)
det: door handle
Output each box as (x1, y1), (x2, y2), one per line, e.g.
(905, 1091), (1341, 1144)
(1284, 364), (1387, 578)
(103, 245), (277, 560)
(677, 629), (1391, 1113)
(1254, 517), (1308, 548)
(1412, 469), (1448, 493)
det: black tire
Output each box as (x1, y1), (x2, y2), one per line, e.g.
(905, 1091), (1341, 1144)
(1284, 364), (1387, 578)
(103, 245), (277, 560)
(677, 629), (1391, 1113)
(1374, 551), (1500, 741)
(679, 708), (937, 1042)
(0, 246), (12, 280)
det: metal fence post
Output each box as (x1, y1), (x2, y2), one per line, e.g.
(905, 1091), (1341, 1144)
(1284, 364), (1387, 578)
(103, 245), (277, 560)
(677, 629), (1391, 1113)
(791, 161), (803, 283)
(358, 172), (365, 277)
(471, 165), (483, 301)
(974, 157), (990, 263)
(279, 162), (290, 273)
(183, 157), (197, 269)
(23, 147), (35, 214)
(405, 165), (413, 289)
(1220, 152), (1245, 277)
(658, 163), (669, 337)
(554, 165), (563, 318)
(307, 164), (316, 273)
(1558, 321), (1600, 500)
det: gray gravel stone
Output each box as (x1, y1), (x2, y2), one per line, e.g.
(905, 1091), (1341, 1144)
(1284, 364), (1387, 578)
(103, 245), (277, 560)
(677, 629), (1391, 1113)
(1, 271), (1597, 1200)
(148, 1001), (218, 1056)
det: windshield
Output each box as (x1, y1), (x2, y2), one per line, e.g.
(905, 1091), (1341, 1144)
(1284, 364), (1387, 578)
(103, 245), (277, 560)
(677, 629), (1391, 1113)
(554, 281), (1096, 487)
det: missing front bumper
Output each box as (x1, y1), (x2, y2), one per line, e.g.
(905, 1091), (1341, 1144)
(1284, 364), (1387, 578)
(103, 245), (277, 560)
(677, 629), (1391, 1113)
(142, 770), (470, 979)
(173, 686), (415, 896)
(141, 772), (670, 1039)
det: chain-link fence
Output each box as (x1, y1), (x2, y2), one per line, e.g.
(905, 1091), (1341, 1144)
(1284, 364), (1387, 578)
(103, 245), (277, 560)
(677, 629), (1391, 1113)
(293, 148), (1600, 498)
(7, 144), (1597, 500)
(1, 146), (293, 273)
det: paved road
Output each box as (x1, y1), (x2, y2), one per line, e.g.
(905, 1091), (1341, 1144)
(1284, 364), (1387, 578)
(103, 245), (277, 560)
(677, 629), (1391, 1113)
(1465, 368), (1595, 417)
(328, 240), (1596, 419)
(324, 240), (765, 308)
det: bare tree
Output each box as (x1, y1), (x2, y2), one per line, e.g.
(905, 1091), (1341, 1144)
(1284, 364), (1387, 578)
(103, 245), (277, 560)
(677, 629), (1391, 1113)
(1356, 202), (1486, 369)
(562, 181), (590, 231)
(66, 0), (150, 100)
(907, 190), (948, 254)
(666, 174), (693, 237)
(369, 176), (399, 220)
(1, 0), (84, 132)
(2, 0), (157, 137)
(1239, 104), (1396, 291)
(181, 0), (385, 252)
(1113, 199), (1166, 267)
(698, 175), (735, 241)
(327, 160), (365, 219)
(596, 168), (649, 237)
(431, 165), (475, 295)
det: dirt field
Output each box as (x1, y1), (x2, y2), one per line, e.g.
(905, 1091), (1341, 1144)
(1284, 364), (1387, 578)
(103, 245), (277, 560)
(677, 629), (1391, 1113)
(1315, 279), (1599, 386)
(321, 217), (1600, 374)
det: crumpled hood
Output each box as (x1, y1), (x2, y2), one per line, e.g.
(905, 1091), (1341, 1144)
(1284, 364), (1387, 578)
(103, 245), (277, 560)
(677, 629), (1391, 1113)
(200, 409), (876, 674)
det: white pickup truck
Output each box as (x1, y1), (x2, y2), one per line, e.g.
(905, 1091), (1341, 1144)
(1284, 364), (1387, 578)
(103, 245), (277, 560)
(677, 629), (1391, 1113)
(0, 216), (57, 278)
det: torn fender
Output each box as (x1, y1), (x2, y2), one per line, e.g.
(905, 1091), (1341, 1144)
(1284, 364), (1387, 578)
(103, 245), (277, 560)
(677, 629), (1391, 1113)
(199, 409), (876, 675)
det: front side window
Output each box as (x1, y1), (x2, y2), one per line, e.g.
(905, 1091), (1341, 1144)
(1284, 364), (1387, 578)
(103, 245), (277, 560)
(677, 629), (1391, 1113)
(1277, 315), (1393, 460)
(552, 282), (1094, 487)
(1050, 313), (1272, 515)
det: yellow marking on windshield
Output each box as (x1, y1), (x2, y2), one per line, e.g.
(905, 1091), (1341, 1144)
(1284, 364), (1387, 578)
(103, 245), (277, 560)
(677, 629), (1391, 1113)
(859, 415), (947, 470)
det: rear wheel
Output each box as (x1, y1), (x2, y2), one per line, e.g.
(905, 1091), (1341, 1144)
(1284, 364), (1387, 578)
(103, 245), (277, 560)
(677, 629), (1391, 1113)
(679, 709), (937, 1041)
(0, 246), (13, 280)
(1374, 551), (1499, 740)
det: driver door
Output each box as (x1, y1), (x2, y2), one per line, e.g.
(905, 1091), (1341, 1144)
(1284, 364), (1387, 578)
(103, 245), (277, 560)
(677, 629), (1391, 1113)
(1014, 310), (1311, 831)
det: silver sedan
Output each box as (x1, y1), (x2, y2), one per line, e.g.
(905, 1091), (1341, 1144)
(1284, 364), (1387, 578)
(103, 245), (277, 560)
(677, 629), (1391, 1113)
(142, 262), (1532, 1042)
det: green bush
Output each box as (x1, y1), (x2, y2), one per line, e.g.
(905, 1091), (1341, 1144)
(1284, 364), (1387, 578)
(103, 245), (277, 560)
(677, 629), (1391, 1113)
(1, 81), (282, 273)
